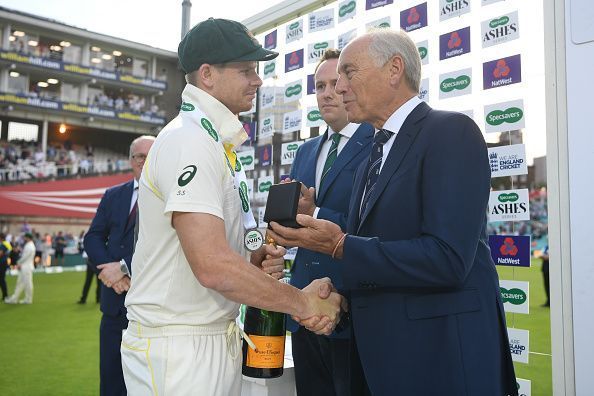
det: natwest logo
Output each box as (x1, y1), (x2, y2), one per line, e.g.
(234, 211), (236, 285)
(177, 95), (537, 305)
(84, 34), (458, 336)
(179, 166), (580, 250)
(489, 235), (531, 267)
(439, 27), (470, 60)
(483, 54), (522, 90)
(400, 3), (428, 33)
(285, 49), (304, 73)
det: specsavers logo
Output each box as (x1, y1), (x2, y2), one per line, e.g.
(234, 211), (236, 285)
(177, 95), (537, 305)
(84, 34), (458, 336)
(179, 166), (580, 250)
(440, 75), (470, 92)
(307, 109), (322, 121)
(339, 1), (356, 17)
(285, 84), (302, 97)
(486, 107), (523, 126)
(239, 181), (250, 213)
(178, 165), (197, 187)
(259, 181), (273, 192)
(500, 287), (527, 305)
(181, 102), (195, 111)
(200, 118), (219, 141)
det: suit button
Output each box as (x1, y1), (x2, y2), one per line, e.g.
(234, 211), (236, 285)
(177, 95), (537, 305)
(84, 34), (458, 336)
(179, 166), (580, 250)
(120, 245), (124, 248)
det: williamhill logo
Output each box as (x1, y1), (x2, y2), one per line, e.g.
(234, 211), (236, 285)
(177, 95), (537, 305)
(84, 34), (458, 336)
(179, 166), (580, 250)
(483, 54), (522, 90)
(439, 27), (470, 60)
(400, 3), (428, 33)
(440, 0), (470, 21)
(482, 11), (519, 48)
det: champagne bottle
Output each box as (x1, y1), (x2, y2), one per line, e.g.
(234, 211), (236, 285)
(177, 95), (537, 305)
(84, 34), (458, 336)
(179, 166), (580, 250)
(242, 235), (287, 378)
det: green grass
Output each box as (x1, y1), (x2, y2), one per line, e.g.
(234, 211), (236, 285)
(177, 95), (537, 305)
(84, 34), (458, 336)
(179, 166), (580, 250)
(498, 258), (552, 396)
(0, 271), (101, 396)
(0, 263), (553, 395)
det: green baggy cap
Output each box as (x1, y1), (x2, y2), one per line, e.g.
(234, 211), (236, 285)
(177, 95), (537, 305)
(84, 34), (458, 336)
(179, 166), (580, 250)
(178, 18), (278, 73)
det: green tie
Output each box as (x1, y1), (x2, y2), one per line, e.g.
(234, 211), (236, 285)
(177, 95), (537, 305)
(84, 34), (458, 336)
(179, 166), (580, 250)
(320, 132), (342, 191)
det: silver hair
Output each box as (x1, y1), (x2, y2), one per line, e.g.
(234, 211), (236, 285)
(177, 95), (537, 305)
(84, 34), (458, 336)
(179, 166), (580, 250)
(366, 28), (421, 92)
(130, 135), (156, 158)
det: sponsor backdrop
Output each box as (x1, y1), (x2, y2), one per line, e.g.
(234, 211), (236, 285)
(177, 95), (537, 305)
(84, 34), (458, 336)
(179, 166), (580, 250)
(239, 2), (546, 392)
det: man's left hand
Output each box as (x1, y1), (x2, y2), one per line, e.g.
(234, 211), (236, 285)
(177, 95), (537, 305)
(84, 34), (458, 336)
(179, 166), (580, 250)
(250, 243), (286, 280)
(97, 262), (125, 288)
(268, 214), (343, 257)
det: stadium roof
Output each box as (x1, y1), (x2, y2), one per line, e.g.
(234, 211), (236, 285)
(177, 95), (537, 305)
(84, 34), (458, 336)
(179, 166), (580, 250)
(0, 6), (177, 59)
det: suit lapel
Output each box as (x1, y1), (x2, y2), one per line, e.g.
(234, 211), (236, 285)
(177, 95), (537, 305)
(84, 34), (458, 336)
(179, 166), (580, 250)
(317, 125), (373, 203)
(357, 103), (431, 232)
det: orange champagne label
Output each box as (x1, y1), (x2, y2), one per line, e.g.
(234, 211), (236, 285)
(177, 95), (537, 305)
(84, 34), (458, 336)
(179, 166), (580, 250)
(245, 335), (285, 368)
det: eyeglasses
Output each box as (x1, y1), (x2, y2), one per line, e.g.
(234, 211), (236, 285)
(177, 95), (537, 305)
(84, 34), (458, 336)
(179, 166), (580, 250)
(131, 154), (147, 163)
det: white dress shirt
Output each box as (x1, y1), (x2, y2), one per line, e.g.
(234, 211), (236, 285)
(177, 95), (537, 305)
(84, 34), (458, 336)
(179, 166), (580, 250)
(129, 179), (139, 213)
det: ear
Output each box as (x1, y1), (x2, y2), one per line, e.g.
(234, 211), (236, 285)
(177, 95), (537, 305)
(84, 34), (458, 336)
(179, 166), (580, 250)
(197, 64), (217, 89)
(388, 55), (405, 87)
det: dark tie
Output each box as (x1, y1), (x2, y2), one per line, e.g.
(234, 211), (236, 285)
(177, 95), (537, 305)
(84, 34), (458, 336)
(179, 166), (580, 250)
(126, 189), (138, 229)
(319, 132), (342, 191)
(360, 129), (394, 217)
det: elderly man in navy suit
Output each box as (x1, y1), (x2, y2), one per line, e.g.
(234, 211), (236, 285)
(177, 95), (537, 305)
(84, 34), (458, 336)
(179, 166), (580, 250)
(269, 29), (517, 396)
(286, 48), (373, 396)
(84, 135), (155, 396)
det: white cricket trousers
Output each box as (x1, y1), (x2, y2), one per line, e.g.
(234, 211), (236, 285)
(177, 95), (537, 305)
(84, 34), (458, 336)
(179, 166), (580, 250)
(9, 264), (34, 303)
(121, 320), (242, 396)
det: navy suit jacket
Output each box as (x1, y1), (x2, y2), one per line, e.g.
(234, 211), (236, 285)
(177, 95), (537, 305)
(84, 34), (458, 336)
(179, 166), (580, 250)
(342, 103), (517, 395)
(84, 180), (135, 317)
(288, 123), (374, 337)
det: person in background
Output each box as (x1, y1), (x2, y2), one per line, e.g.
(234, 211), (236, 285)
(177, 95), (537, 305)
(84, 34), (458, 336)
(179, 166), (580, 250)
(0, 233), (11, 301)
(84, 135), (155, 396)
(541, 245), (550, 307)
(53, 231), (66, 266)
(41, 233), (52, 267)
(77, 230), (101, 304)
(5, 232), (35, 304)
(286, 48), (374, 396)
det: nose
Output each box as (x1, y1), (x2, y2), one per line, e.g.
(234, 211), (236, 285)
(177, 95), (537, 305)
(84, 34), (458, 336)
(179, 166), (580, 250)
(335, 75), (346, 95)
(252, 73), (263, 88)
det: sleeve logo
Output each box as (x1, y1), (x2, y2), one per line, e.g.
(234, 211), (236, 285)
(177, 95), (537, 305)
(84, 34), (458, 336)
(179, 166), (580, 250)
(178, 165), (197, 187)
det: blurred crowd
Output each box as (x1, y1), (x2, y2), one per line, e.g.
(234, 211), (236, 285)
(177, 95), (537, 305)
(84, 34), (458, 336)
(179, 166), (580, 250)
(0, 140), (130, 182)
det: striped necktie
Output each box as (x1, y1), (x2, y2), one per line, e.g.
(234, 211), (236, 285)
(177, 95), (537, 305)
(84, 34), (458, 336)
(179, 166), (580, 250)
(360, 129), (394, 218)
(319, 132), (342, 191)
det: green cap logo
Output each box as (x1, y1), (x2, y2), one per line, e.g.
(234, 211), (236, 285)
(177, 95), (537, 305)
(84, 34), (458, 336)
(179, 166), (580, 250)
(239, 155), (253, 166)
(264, 62), (276, 75)
(486, 107), (524, 126)
(440, 75), (471, 92)
(259, 181), (272, 192)
(285, 84), (302, 97)
(180, 102), (195, 112)
(239, 181), (250, 213)
(418, 46), (428, 59)
(501, 287), (527, 305)
(178, 165), (197, 187)
(287, 143), (299, 151)
(289, 22), (299, 30)
(498, 192), (519, 202)
(339, 1), (356, 17)
(489, 16), (510, 29)
(314, 42), (329, 50)
(200, 118), (218, 141)
(307, 110), (322, 121)
(378, 22), (391, 28)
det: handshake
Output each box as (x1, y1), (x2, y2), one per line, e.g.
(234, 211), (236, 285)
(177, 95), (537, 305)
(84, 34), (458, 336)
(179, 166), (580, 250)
(296, 277), (348, 336)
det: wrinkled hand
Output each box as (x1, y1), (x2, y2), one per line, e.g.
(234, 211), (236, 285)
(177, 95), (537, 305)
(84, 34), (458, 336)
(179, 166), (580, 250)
(97, 262), (124, 288)
(112, 276), (130, 294)
(268, 214), (344, 257)
(294, 278), (345, 335)
(250, 243), (286, 280)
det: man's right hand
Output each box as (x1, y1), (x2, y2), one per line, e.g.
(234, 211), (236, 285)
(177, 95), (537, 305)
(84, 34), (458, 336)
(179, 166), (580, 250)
(97, 262), (125, 288)
(295, 278), (345, 335)
(112, 277), (130, 294)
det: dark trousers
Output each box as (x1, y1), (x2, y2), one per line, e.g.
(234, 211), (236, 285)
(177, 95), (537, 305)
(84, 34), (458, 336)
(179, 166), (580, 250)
(292, 328), (352, 396)
(0, 265), (8, 299)
(80, 264), (101, 303)
(100, 313), (128, 396)
(542, 258), (550, 305)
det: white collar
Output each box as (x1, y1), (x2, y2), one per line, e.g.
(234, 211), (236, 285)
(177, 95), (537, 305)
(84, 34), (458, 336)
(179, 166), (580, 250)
(180, 84), (248, 147)
(380, 96), (423, 133)
(328, 122), (360, 139)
